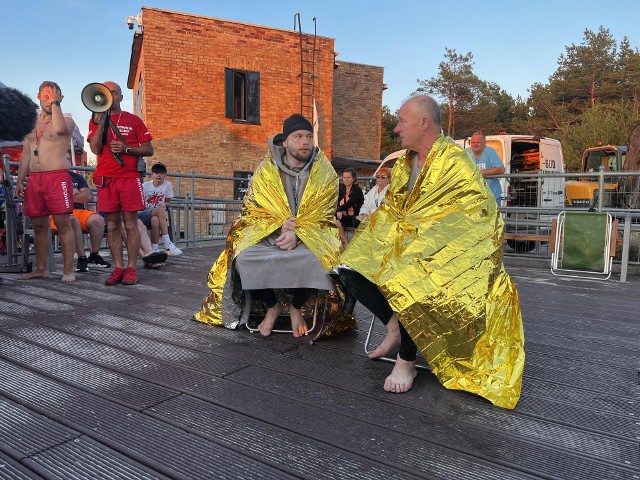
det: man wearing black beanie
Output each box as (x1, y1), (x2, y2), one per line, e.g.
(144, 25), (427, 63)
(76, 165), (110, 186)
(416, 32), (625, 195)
(196, 113), (343, 337)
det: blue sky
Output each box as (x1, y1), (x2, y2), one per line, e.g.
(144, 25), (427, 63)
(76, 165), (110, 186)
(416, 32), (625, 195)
(1, 0), (638, 138)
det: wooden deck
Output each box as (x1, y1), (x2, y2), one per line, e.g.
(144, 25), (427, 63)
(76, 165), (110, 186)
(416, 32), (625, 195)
(0, 244), (638, 480)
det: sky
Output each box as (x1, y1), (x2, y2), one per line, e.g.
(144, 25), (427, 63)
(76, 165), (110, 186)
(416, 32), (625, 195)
(1, 0), (638, 141)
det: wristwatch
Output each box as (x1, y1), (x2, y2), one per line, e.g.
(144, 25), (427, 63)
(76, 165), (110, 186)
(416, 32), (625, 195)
(51, 100), (61, 106)
(125, 147), (132, 154)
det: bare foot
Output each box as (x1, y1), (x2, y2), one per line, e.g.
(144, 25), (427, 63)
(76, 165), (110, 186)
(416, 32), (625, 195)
(18, 269), (48, 281)
(289, 307), (308, 337)
(61, 272), (76, 282)
(368, 314), (401, 359)
(257, 303), (285, 336)
(383, 355), (417, 393)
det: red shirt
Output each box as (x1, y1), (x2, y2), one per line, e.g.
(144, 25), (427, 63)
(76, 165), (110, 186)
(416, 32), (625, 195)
(88, 111), (153, 178)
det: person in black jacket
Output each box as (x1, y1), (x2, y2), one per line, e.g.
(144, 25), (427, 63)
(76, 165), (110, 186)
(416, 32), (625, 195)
(336, 168), (364, 230)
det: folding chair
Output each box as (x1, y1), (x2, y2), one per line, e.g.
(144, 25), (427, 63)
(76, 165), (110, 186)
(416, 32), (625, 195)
(364, 313), (431, 371)
(551, 211), (618, 280)
(245, 289), (321, 335)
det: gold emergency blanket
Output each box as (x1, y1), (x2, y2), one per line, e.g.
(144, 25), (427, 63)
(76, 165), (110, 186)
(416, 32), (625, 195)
(341, 135), (525, 409)
(195, 149), (342, 327)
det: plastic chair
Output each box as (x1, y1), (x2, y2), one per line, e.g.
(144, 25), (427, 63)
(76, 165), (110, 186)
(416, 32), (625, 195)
(551, 211), (618, 280)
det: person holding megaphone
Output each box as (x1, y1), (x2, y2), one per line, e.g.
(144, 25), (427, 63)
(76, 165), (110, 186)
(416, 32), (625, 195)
(86, 81), (154, 286)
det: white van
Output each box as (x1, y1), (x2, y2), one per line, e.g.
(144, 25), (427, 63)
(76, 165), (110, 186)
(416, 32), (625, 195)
(455, 134), (565, 209)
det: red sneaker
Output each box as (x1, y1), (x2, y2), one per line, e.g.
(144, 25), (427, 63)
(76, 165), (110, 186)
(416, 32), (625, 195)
(105, 267), (125, 286)
(121, 266), (138, 285)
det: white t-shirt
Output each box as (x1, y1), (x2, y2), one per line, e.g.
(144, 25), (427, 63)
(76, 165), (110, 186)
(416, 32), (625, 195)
(359, 184), (389, 217)
(142, 179), (174, 210)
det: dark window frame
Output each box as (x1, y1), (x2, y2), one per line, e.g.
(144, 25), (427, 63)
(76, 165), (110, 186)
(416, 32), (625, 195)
(225, 68), (260, 124)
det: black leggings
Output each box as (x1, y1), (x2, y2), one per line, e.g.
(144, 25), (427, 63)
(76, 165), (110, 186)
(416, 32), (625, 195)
(252, 288), (310, 310)
(336, 268), (417, 361)
(339, 215), (360, 229)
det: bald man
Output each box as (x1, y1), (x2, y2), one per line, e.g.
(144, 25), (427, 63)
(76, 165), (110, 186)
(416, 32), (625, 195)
(88, 81), (154, 286)
(335, 95), (525, 409)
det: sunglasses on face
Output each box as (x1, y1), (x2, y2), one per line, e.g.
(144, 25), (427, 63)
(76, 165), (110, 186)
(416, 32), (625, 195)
(376, 175), (388, 179)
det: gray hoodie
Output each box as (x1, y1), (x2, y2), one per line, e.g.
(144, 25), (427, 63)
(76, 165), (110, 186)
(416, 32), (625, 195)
(267, 135), (318, 216)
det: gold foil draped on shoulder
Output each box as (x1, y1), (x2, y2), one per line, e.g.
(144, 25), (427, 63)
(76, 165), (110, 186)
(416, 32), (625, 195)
(341, 136), (525, 409)
(194, 149), (341, 327)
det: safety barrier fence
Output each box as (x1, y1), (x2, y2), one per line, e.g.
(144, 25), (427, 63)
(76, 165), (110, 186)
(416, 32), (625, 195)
(2, 155), (639, 279)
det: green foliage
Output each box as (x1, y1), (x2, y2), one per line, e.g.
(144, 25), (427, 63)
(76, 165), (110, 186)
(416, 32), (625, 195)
(386, 26), (640, 164)
(380, 105), (402, 157)
(559, 101), (639, 171)
(523, 26), (640, 138)
(553, 26), (619, 110)
(415, 48), (483, 137)
(415, 48), (517, 138)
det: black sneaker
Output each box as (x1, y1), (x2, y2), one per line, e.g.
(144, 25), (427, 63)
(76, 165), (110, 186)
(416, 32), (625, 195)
(76, 255), (89, 273)
(89, 252), (111, 268)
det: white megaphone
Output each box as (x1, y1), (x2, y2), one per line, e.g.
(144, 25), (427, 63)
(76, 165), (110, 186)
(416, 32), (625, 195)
(81, 83), (113, 113)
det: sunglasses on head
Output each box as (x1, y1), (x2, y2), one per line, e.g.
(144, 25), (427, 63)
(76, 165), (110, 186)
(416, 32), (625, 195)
(376, 175), (388, 179)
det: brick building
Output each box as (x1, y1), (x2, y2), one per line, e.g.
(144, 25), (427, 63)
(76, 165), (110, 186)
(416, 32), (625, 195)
(331, 61), (386, 171)
(126, 7), (384, 199)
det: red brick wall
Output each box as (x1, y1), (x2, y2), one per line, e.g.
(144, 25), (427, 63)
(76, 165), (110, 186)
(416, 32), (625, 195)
(332, 61), (384, 161)
(132, 7), (336, 189)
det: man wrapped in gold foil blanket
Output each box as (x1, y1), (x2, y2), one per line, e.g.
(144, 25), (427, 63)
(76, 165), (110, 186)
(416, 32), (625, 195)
(195, 114), (345, 337)
(336, 95), (525, 409)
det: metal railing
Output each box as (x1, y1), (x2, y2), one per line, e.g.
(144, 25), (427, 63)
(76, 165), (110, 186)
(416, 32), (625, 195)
(484, 168), (640, 282)
(2, 155), (639, 277)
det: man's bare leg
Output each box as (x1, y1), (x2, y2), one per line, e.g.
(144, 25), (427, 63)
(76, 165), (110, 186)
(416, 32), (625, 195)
(106, 212), (125, 269)
(137, 220), (153, 258)
(383, 354), (417, 393)
(70, 216), (85, 257)
(335, 219), (349, 248)
(18, 216), (50, 280)
(150, 215), (160, 245)
(257, 302), (285, 336)
(53, 213), (76, 282)
(122, 211), (141, 269)
(86, 214), (105, 254)
(368, 314), (401, 359)
(289, 306), (308, 337)
(153, 207), (170, 237)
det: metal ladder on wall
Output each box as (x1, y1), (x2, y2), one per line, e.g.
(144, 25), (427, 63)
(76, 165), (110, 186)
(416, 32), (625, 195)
(294, 13), (318, 121)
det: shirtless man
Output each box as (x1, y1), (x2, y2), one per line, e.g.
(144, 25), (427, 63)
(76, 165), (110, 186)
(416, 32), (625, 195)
(16, 81), (76, 282)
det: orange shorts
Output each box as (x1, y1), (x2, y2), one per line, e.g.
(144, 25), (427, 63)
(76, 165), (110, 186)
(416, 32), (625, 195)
(50, 209), (96, 232)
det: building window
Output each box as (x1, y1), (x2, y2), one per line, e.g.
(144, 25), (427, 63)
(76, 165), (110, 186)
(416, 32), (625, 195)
(225, 68), (260, 124)
(233, 170), (253, 200)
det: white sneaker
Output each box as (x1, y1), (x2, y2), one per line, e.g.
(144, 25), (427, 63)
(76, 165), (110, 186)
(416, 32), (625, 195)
(166, 243), (182, 256)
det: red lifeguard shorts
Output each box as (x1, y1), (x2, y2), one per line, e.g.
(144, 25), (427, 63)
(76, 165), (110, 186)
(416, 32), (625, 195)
(23, 170), (74, 218)
(95, 176), (145, 213)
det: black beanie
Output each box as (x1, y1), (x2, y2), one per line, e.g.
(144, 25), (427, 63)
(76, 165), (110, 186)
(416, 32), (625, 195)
(282, 114), (313, 139)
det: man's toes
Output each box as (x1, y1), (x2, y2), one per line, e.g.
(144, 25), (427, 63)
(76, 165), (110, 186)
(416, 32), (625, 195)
(368, 346), (386, 359)
(258, 323), (272, 336)
(383, 377), (395, 392)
